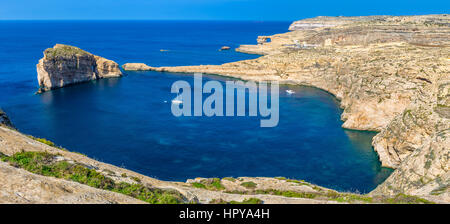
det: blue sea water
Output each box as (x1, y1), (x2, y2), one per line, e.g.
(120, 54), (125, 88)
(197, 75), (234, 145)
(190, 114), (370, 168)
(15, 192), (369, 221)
(0, 21), (392, 193)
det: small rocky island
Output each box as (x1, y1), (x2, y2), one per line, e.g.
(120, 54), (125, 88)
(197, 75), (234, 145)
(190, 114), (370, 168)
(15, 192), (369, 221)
(36, 44), (122, 93)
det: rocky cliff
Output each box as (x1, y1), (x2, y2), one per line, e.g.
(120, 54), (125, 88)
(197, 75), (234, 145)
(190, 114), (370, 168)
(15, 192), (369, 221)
(37, 44), (122, 93)
(123, 15), (449, 201)
(0, 109), (13, 128)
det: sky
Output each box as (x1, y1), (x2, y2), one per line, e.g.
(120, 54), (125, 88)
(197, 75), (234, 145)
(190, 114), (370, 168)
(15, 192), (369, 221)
(0, 0), (448, 21)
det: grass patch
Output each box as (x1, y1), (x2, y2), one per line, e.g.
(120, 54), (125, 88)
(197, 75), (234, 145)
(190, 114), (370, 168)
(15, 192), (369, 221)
(45, 45), (90, 59)
(326, 191), (373, 203)
(380, 193), (434, 204)
(2, 151), (185, 204)
(191, 178), (225, 190)
(210, 178), (225, 190)
(211, 198), (263, 204)
(191, 182), (207, 189)
(230, 198), (263, 204)
(31, 137), (56, 147)
(28, 135), (71, 152)
(241, 181), (257, 189)
(222, 177), (236, 182)
(255, 189), (318, 199)
(286, 179), (309, 185)
(131, 176), (141, 183)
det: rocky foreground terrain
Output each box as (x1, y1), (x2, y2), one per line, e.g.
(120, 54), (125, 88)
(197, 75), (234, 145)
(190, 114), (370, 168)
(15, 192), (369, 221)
(123, 15), (449, 202)
(0, 122), (442, 204)
(0, 15), (448, 204)
(37, 44), (122, 93)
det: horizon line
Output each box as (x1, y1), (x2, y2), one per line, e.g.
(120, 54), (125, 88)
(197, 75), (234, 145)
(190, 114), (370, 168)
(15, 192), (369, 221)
(0, 19), (296, 22)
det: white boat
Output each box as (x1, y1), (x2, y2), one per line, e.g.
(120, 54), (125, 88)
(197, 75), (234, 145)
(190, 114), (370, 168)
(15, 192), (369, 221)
(171, 99), (183, 104)
(286, 90), (295, 95)
(172, 86), (183, 104)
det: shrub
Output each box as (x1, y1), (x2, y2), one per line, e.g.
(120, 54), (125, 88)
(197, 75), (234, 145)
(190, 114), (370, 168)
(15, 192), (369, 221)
(241, 181), (257, 189)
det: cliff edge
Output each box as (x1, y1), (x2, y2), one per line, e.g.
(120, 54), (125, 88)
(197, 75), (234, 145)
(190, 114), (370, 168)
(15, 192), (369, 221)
(0, 109), (13, 128)
(37, 44), (122, 93)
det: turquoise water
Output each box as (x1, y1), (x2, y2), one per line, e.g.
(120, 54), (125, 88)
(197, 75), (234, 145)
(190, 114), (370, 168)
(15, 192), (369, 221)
(0, 21), (392, 193)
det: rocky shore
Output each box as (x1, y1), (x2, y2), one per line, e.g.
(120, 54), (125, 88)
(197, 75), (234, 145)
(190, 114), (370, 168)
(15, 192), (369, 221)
(122, 15), (449, 201)
(37, 44), (122, 93)
(0, 109), (13, 128)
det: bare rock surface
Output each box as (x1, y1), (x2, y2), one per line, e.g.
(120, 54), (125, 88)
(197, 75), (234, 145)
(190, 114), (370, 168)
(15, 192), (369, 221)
(0, 161), (144, 204)
(37, 44), (122, 92)
(122, 63), (153, 71)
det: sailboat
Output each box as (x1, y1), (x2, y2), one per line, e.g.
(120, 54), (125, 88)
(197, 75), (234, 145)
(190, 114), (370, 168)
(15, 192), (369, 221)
(286, 89), (295, 95)
(172, 87), (183, 105)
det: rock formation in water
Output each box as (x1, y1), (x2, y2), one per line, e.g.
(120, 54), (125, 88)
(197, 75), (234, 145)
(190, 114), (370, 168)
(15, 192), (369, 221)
(122, 63), (153, 71)
(36, 44), (122, 93)
(123, 15), (450, 201)
(0, 109), (13, 128)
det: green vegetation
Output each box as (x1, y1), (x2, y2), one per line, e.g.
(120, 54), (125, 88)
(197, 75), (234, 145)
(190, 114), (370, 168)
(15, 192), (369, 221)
(31, 137), (56, 147)
(222, 177), (236, 182)
(28, 135), (73, 153)
(241, 181), (257, 189)
(210, 198), (263, 204)
(223, 186), (433, 204)
(286, 179), (310, 185)
(191, 178), (225, 190)
(131, 176), (141, 183)
(28, 135), (91, 156)
(255, 189), (317, 199)
(45, 45), (90, 59)
(1, 151), (185, 204)
(191, 182), (207, 189)
(210, 178), (225, 190)
(0, 151), (434, 204)
(232, 198), (263, 204)
(380, 193), (434, 204)
(325, 191), (373, 203)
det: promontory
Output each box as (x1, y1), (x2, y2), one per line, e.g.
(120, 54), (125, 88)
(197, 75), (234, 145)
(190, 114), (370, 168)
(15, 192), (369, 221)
(36, 44), (122, 93)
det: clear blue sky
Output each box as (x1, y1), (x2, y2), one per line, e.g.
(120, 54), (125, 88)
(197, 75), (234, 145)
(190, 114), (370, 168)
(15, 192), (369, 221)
(1, 0), (448, 21)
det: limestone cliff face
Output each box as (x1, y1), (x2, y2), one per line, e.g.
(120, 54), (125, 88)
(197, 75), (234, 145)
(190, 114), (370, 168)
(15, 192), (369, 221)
(372, 130), (449, 201)
(371, 77), (449, 200)
(37, 44), (122, 92)
(372, 78), (450, 168)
